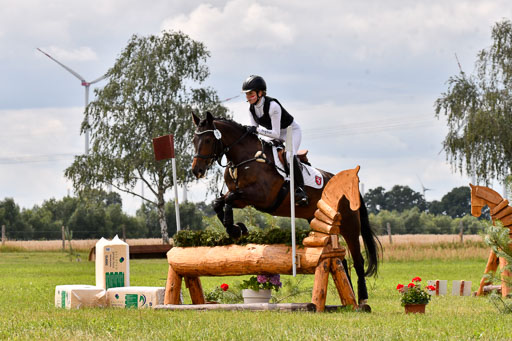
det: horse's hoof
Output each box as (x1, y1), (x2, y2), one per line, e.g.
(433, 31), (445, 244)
(226, 225), (242, 239)
(236, 222), (248, 235)
(357, 303), (372, 313)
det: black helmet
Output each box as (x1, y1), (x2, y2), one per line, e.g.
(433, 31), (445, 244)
(242, 75), (266, 93)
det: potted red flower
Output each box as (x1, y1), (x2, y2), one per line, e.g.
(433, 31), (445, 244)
(396, 276), (436, 314)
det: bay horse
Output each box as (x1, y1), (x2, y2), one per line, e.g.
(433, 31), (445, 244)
(191, 112), (380, 305)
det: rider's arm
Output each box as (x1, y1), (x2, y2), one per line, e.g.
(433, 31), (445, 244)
(257, 101), (282, 140)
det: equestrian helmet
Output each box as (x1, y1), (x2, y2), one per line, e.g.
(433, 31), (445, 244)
(242, 75), (267, 93)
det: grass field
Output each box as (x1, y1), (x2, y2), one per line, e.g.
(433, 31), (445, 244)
(1, 235), (511, 340)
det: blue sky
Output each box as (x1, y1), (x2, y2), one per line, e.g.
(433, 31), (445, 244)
(1, 0), (511, 214)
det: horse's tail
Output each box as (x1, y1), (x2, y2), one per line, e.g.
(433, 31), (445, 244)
(359, 195), (382, 277)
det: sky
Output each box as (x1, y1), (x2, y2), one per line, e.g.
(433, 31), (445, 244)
(1, 0), (511, 214)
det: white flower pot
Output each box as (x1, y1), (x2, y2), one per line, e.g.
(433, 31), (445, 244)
(242, 289), (271, 304)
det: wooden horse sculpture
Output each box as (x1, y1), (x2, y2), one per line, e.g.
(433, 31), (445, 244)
(470, 184), (512, 296)
(191, 112), (380, 306)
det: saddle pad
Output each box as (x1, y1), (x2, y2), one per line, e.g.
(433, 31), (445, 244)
(271, 146), (324, 189)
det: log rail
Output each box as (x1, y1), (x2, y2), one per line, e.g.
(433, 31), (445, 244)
(163, 242), (356, 312)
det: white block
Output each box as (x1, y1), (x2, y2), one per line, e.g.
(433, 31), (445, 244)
(452, 280), (472, 296)
(55, 285), (106, 309)
(106, 286), (165, 309)
(95, 235), (130, 289)
(427, 280), (447, 296)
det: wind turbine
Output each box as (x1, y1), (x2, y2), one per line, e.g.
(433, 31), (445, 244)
(37, 48), (107, 155)
(416, 175), (432, 199)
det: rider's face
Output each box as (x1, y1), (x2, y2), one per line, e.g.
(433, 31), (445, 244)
(245, 91), (259, 105)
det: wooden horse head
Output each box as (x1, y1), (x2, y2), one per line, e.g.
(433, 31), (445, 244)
(470, 183), (503, 217)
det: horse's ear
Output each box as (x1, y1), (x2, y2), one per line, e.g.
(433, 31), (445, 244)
(192, 112), (200, 127)
(206, 111), (215, 124)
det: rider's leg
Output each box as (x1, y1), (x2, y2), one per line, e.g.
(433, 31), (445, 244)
(293, 155), (309, 206)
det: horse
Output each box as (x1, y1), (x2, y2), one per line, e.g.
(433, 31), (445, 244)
(191, 111), (380, 306)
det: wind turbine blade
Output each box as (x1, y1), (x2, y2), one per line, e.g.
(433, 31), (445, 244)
(89, 74), (108, 84)
(37, 48), (86, 82)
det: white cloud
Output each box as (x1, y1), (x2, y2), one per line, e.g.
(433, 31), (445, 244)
(161, 1), (295, 50)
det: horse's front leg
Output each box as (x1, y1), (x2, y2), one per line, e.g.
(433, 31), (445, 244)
(216, 191), (248, 238)
(212, 195), (225, 224)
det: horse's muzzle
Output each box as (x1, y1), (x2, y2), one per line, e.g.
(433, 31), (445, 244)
(191, 161), (205, 179)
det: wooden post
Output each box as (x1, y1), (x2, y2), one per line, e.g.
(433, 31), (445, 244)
(184, 276), (205, 304)
(1, 225), (5, 246)
(61, 226), (65, 250)
(122, 225), (126, 242)
(311, 258), (330, 312)
(164, 265), (182, 305)
(386, 222), (392, 244)
(476, 250), (499, 296)
(459, 220), (464, 243)
(330, 257), (357, 308)
(500, 257), (512, 297)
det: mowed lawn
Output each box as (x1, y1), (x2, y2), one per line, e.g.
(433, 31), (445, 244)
(1, 246), (512, 340)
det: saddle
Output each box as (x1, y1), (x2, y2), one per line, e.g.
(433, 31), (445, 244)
(270, 139), (310, 166)
(277, 149), (310, 171)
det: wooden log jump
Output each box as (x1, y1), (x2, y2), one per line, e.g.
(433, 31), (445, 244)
(161, 167), (362, 312)
(163, 241), (356, 312)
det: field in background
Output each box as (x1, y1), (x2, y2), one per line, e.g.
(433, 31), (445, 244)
(1, 238), (164, 252)
(1, 234), (489, 262)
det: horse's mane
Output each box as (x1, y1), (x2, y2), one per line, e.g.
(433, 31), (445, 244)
(214, 117), (245, 130)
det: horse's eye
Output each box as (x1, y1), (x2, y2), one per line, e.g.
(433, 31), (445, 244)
(205, 138), (211, 145)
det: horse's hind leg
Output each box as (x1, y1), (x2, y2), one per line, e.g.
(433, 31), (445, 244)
(341, 224), (370, 311)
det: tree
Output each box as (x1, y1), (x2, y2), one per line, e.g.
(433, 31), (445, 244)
(364, 186), (386, 214)
(65, 31), (229, 243)
(384, 185), (427, 212)
(428, 186), (471, 218)
(364, 185), (426, 213)
(0, 198), (32, 240)
(435, 20), (512, 184)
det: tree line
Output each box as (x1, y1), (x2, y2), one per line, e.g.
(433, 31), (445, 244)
(0, 185), (488, 240)
(0, 190), (205, 241)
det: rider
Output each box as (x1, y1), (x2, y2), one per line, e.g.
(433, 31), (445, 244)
(242, 75), (309, 206)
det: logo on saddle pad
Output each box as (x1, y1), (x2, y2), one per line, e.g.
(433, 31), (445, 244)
(315, 176), (322, 186)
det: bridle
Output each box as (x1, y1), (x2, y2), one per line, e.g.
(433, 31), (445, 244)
(193, 120), (252, 168)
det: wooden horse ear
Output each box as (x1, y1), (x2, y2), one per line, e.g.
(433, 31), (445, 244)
(192, 112), (200, 126)
(206, 111), (215, 124)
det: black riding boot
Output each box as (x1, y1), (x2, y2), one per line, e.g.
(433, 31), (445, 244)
(292, 156), (309, 207)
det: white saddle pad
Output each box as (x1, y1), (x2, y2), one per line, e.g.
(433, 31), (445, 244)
(271, 146), (324, 189)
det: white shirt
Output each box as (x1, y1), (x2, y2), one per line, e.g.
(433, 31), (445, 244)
(248, 97), (302, 154)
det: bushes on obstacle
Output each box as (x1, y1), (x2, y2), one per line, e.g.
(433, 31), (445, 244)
(173, 227), (312, 247)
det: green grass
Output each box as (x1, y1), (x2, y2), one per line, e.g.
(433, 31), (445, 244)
(1, 251), (511, 340)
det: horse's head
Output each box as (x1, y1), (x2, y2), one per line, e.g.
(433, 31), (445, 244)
(191, 112), (223, 178)
(470, 183), (486, 217)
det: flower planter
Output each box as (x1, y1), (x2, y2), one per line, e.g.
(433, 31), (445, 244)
(242, 289), (271, 304)
(404, 303), (426, 314)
